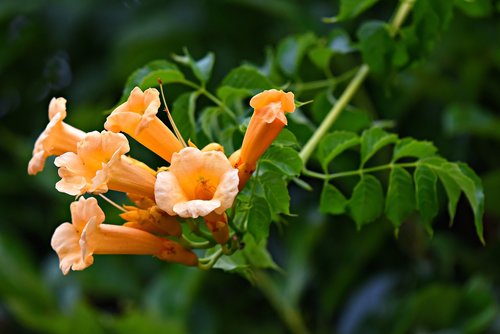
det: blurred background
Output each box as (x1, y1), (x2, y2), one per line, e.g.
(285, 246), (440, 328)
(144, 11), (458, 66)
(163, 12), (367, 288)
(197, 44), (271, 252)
(1, 0), (499, 333)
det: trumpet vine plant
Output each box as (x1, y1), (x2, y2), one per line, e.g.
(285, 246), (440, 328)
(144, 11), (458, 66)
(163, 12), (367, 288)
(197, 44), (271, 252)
(28, 0), (486, 333)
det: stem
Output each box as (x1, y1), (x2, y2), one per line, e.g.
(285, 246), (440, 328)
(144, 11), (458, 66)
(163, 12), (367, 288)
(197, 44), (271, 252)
(187, 219), (215, 242)
(299, 64), (370, 164)
(180, 234), (214, 249)
(98, 194), (126, 212)
(302, 162), (418, 180)
(179, 79), (237, 122)
(389, 0), (416, 37)
(253, 270), (310, 334)
(298, 0), (416, 166)
(198, 248), (224, 270)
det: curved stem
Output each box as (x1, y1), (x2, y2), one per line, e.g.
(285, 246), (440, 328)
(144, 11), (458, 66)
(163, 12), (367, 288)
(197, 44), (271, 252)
(98, 194), (126, 212)
(299, 64), (370, 164)
(180, 234), (214, 249)
(178, 79), (237, 122)
(198, 248), (224, 270)
(389, 0), (416, 37)
(298, 0), (416, 166)
(302, 162), (418, 180)
(186, 219), (215, 242)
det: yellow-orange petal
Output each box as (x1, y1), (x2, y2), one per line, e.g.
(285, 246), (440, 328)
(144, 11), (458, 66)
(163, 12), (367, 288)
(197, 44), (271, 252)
(28, 97), (85, 175)
(50, 197), (105, 274)
(51, 222), (90, 274)
(55, 152), (91, 196)
(250, 89), (295, 114)
(155, 147), (239, 218)
(104, 87), (183, 162)
(201, 143), (224, 153)
(77, 131), (130, 171)
(157, 239), (198, 266)
(121, 206), (182, 236)
(80, 221), (197, 266)
(91, 155), (156, 198)
(54, 131), (155, 197)
(235, 90), (295, 187)
(48, 96), (67, 120)
(204, 212), (230, 244)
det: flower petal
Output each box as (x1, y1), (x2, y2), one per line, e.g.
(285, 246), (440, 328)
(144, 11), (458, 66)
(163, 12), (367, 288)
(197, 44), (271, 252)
(51, 223), (89, 275)
(213, 168), (239, 214)
(155, 171), (189, 216)
(173, 199), (221, 218)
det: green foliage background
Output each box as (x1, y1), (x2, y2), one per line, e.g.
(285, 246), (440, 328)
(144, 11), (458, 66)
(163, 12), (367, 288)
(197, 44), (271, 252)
(1, 0), (500, 333)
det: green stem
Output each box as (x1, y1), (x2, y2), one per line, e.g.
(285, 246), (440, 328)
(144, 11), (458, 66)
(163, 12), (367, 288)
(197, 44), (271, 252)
(298, 0), (416, 166)
(180, 235), (214, 249)
(292, 78), (335, 92)
(389, 0), (416, 37)
(253, 270), (310, 334)
(198, 248), (224, 270)
(291, 67), (359, 93)
(179, 79), (237, 121)
(299, 64), (370, 164)
(302, 162), (418, 180)
(187, 219), (215, 242)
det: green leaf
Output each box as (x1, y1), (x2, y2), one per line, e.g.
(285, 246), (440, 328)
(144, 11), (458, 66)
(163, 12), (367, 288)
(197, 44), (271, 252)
(308, 46), (333, 71)
(260, 146), (303, 177)
(273, 129), (299, 148)
(172, 91), (199, 142)
(172, 49), (215, 84)
(348, 174), (384, 229)
(424, 159), (484, 242)
(328, 29), (356, 54)
(123, 60), (184, 100)
(400, 0), (454, 61)
(216, 65), (274, 108)
(392, 138), (438, 161)
(414, 164), (438, 233)
(199, 107), (222, 141)
(455, 0), (493, 17)
(385, 166), (415, 229)
(443, 103), (500, 141)
(193, 52), (215, 83)
(247, 195), (272, 243)
(219, 125), (237, 153)
(433, 166), (461, 226)
(242, 234), (279, 270)
(456, 163), (485, 244)
(258, 171), (291, 216)
(357, 21), (395, 75)
(335, 0), (380, 22)
(360, 127), (398, 166)
(220, 65), (274, 91)
(320, 183), (348, 215)
(277, 33), (317, 77)
(317, 131), (359, 171)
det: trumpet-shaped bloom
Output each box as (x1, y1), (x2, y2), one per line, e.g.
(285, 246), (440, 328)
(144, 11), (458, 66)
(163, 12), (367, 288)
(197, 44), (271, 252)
(51, 197), (197, 275)
(104, 87), (183, 162)
(51, 197), (105, 274)
(204, 212), (230, 244)
(28, 97), (85, 175)
(155, 147), (239, 218)
(230, 89), (295, 189)
(55, 130), (156, 197)
(121, 204), (182, 237)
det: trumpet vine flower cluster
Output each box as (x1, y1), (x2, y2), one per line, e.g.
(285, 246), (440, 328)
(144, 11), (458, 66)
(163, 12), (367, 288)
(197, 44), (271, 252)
(28, 87), (295, 274)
